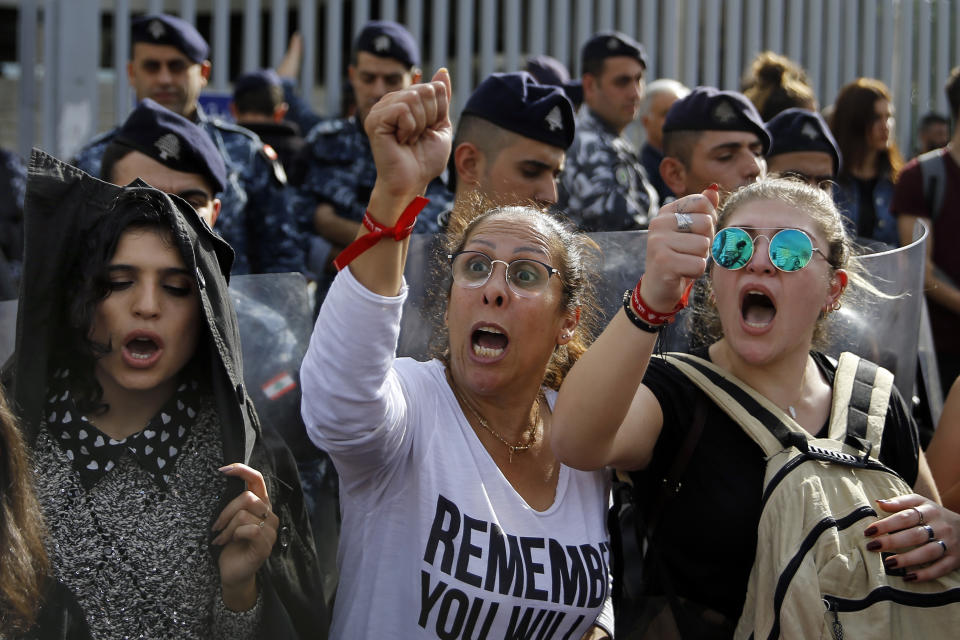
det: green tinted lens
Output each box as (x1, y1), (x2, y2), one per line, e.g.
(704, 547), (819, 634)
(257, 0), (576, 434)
(507, 260), (549, 290)
(711, 227), (754, 270)
(769, 229), (814, 272)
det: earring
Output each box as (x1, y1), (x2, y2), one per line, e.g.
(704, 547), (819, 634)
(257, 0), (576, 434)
(831, 301), (842, 312)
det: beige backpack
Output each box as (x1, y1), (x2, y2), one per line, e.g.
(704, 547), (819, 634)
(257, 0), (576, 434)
(665, 351), (960, 640)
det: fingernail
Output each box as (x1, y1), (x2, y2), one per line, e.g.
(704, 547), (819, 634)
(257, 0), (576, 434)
(868, 540), (883, 552)
(218, 464), (234, 473)
(877, 498), (891, 504)
(864, 526), (878, 537)
(904, 573), (918, 582)
(707, 183), (719, 191)
(883, 556), (897, 568)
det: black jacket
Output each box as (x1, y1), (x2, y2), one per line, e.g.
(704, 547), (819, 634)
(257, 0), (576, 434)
(7, 150), (329, 639)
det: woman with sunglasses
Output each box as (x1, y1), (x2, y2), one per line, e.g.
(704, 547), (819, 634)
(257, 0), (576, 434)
(552, 177), (959, 634)
(301, 71), (613, 638)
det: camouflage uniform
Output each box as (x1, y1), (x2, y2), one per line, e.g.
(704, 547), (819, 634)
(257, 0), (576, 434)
(73, 104), (304, 275)
(557, 108), (659, 231)
(290, 115), (453, 238)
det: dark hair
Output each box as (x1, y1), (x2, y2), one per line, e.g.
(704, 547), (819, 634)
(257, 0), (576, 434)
(448, 114), (519, 194)
(582, 56), (606, 79)
(829, 78), (903, 181)
(433, 197), (602, 390)
(919, 111), (950, 130)
(233, 83), (284, 117)
(58, 189), (197, 416)
(946, 67), (960, 122)
(0, 383), (49, 633)
(742, 51), (816, 121)
(662, 129), (702, 168)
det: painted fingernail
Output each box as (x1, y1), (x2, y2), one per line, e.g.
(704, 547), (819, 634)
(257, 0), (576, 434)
(864, 526), (878, 537)
(904, 573), (918, 582)
(218, 464), (235, 472)
(868, 540), (883, 552)
(877, 498), (892, 504)
(707, 183), (719, 191)
(883, 556), (897, 568)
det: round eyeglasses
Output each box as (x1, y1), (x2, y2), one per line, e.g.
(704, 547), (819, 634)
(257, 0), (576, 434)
(711, 227), (827, 272)
(448, 250), (559, 297)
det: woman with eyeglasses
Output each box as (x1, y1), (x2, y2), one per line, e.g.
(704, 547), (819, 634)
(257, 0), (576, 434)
(551, 177), (960, 635)
(300, 70), (613, 639)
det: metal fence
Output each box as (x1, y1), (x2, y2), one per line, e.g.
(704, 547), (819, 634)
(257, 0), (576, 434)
(14, 0), (960, 161)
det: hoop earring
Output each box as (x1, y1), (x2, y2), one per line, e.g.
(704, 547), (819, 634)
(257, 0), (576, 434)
(831, 301), (842, 312)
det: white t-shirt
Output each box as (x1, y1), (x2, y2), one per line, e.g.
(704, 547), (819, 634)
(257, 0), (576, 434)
(301, 269), (614, 639)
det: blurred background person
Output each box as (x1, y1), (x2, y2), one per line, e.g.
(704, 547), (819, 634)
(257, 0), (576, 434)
(915, 111), (951, 156)
(765, 108), (841, 189)
(742, 51), (817, 121)
(829, 78), (904, 246)
(639, 78), (690, 205)
(523, 54), (584, 110)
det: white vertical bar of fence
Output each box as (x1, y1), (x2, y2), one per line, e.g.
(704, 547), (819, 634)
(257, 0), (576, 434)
(243, 0), (261, 72)
(181, 0), (197, 25)
(936, 0), (951, 115)
(148, 0), (163, 15)
(918, 0), (933, 116)
(528, 0), (547, 57)
(406, 0), (423, 46)
(17, 0), (38, 158)
(114, 0), (131, 124)
(823, 0), (841, 106)
(765, 0), (783, 52)
(641, 0), (659, 78)
(381, 0), (398, 23)
(552, 0), (571, 74)
(575, 0), (592, 76)
(299, 0), (317, 108)
(55, 0), (99, 159)
(619, 0), (636, 39)
(843, 0), (858, 82)
(430, 0), (449, 73)
(504, 0), (521, 73)
(682, 0), (701, 88)
(353, 0), (369, 34)
(479, 0), (496, 79)
(42, 0), (57, 153)
(324, 0), (343, 116)
(895, 0), (916, 155)
(212, 0), (229, 90)
(455, 0), (475, 115)
(806, 0), (823, 101)
(787, 0), (803, 62)
(723, 0), (743, 91)
(703, 0), (721, 88)
(861, 0), (878, 79)
(598, 0), (615, 30)
(880, 0), (896, 93)
(270, 0), (288, 69)
(744, 0), (762, 72)
(661, 1), (679, 80)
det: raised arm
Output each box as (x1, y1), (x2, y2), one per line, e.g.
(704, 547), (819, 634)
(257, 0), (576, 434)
(551, 188), (718, 471)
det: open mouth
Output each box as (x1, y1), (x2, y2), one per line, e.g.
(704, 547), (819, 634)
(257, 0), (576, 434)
(741, 290), (776, 328)
(121, 331), (164, 367)
(471, 325), (509, 359)
(126, 336), (160, 360)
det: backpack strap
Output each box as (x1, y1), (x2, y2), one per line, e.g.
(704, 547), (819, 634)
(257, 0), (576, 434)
(918, 149), (947, 222)
(828, 351), (894, 458)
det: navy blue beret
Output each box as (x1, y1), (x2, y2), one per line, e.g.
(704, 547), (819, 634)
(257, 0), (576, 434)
(581, 31), (647, 70)
(233, 69), (282, 99)
(354, 21), (420, 68)
(663, 86), (772, 154)
(113, 99), (226, 193)
(766, 108), (842, 176)
(131, 14), (209, 63)
(462, 72), (576, 150)
(525, 55), (584, 107)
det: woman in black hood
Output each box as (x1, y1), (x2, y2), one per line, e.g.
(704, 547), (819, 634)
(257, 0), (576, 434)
(6, 150), (327, 639)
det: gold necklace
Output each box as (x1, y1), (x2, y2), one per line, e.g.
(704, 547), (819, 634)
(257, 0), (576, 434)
(448, 377), (543, 463)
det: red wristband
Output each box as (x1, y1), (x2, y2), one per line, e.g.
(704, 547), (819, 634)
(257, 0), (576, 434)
(333, 196), (429, 270)
(630, 276), (693, 325)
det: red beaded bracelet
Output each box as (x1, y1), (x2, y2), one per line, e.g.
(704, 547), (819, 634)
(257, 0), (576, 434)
(333, 196), (429, 270)
(629, 276), (693, 325)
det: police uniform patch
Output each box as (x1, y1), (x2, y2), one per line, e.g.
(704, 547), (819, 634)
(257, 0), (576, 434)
(154, 133), (181, 161)
(711, 100), (737, 124)
(545, 106), (563, 132)
(148, 19), (165, 40)
(374, 35), (391, 52)
(262, 144), (287, 184)
(801, 122), (820, 140)
(607, 37), (619, 49)
(615, 166), (630, 187)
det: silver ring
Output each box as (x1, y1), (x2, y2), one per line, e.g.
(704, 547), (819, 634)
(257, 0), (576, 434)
(935, 539), (948, 557)
(258, 519), (265, 529)
(921, 524), (935, 542)
(675, 212), (694, 232)
(910, 506), (925, 526)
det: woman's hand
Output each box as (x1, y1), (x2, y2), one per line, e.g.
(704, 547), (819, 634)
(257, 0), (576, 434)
(864, 494), (960, 581)
(640, 187), (719, 313)
(213, 463), (279, 611)
(365, 68), (453, 209)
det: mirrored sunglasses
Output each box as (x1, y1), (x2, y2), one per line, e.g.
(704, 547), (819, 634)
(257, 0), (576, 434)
(711, 227), (826, 272)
